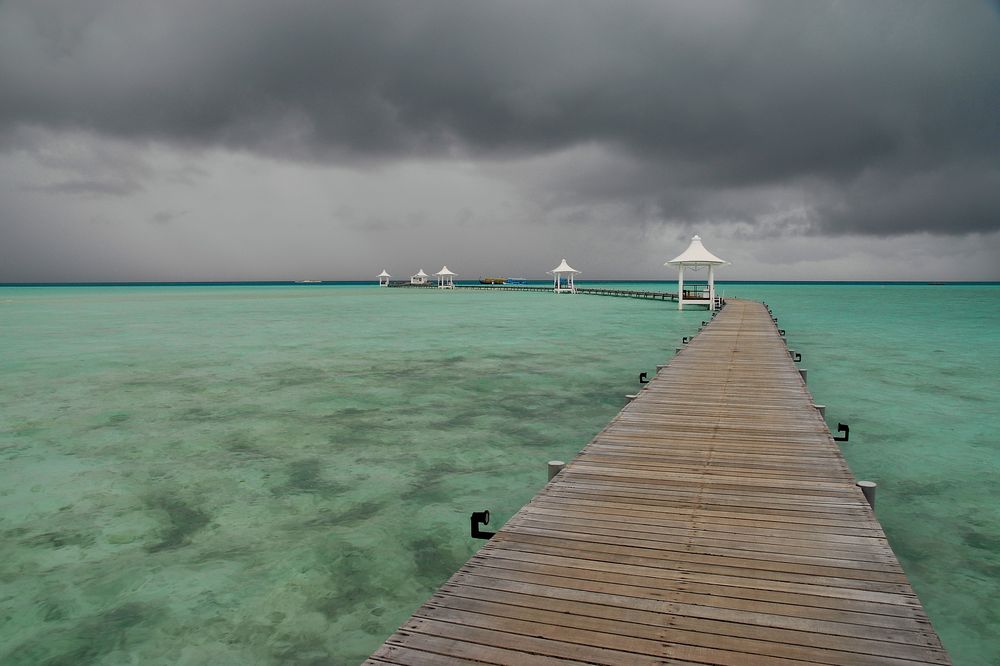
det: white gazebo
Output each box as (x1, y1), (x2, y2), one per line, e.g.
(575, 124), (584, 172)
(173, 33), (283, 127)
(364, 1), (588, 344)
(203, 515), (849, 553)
(665, 235), (729, 310)
(377, 269), (391, 287)
(435, 266), (457, 289)
(548, 258), (580, 294)
(410, 269), (429, 285)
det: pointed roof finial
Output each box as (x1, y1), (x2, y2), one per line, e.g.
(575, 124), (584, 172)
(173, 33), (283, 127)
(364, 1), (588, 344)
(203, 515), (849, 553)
(665, 235), (728, 266)
(549, 258), (580, 274)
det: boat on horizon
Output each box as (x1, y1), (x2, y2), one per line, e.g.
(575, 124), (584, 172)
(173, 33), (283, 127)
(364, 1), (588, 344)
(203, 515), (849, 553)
(505, 277), (527, 285)
(479, 277), (505, 284)
(295, 280), (323, 284)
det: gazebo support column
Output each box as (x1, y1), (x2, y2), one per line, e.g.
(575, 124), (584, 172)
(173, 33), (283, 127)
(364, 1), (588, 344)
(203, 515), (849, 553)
(678, 266), (685, 311)
(708, 265), (715, 311)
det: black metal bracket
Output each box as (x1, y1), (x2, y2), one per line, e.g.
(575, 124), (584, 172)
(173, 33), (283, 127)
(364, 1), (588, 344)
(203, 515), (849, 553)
(639, 372), (649, 384)
(778, 329), (786, 337)
(682, 337), (690, 344)
(772, 317), (778, 323)
(701, 321), (709, 327)
(833, 423), (850, 442)
(470, 510), (495, 539)
(792, 352), (802, 362)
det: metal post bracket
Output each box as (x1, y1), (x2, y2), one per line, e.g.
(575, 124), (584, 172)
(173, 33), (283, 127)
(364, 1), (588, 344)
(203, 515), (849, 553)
(470, 510), (495, 539)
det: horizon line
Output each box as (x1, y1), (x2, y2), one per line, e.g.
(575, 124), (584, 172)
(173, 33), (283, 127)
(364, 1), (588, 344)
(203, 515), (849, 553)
(2, 279), (998, 287)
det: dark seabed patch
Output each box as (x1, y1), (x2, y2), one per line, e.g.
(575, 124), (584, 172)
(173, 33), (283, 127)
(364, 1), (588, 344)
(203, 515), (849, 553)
(221, 431), (275, 459)
(409, 536), (463, 583)
(263, 365), (329, 388)
(272, 458), (347, 498)
(962, 527), (1000, 552)
(305, 500), (386, 528)
(144, 493), (211, 552)
(24, 530), (96, 550)
(313, 545), (381, 620)
(399, 463), (463, 505)
(3, 602), (162, 666)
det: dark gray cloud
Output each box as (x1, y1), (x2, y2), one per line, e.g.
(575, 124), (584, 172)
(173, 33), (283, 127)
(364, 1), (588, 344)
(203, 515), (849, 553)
(150, 209), (186, 225)
(0, 0), (998, 239)
(25, 178), (141, 197)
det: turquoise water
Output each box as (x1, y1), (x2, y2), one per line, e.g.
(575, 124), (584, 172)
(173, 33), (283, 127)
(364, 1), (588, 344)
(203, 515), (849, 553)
(0, 285), (702, 664)
(1, 283), (997, 664)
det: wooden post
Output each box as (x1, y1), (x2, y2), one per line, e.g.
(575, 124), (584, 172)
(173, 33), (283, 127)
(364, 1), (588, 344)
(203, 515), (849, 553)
(812, 404), (826, 418)
(548, 461), (566, 481)
(798, 368), (808, 383)
(857, 481), (877, 509)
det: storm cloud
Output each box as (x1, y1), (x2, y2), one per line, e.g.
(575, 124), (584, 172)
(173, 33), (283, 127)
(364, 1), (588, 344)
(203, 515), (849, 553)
(0, 0), (998, 280)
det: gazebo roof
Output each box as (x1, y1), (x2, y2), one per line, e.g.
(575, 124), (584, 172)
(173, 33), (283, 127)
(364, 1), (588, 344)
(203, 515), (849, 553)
(436, 266), (457, 276)
(377, 269), (391, 277)
(548, 258), (580, 274)
(412, 269), (428, 277)
(665, 235), (728, 266)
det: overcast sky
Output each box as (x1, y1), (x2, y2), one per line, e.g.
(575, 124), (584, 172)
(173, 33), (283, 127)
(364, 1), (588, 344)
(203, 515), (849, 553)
(1, 0), (998, 282)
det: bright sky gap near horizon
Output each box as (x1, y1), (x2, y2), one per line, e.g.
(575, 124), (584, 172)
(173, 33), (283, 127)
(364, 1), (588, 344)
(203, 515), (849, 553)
(1, 1), (998, 282)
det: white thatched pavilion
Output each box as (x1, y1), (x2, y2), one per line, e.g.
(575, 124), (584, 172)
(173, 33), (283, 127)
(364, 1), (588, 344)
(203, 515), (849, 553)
(665, 235), (728, 310)
(377, 269), (391, 287)
(410, 269), (429, 285)
(435, 266), (457, 289)
(548, 259), (580, 294)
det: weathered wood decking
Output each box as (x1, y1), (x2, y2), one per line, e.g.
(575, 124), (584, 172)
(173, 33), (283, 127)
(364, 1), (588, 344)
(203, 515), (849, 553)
(368, 299), (949, 665)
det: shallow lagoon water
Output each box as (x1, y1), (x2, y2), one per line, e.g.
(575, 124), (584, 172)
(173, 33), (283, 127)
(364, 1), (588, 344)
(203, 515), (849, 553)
(1, 283), (997, 664)
(1, 284), (702, 664)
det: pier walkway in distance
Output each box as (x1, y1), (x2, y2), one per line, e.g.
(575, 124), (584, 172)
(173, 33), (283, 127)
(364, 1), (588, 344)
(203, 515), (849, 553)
(367, 299), (950, 665)
(389, 281), (681, 303)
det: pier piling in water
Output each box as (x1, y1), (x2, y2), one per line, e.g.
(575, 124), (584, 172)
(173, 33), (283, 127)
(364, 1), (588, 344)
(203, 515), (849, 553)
(858, 480), (878, 509)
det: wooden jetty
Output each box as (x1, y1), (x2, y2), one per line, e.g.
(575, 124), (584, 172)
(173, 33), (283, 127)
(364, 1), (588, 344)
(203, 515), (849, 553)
(367, 299), (949, 665)
(391, 282), (681, 303)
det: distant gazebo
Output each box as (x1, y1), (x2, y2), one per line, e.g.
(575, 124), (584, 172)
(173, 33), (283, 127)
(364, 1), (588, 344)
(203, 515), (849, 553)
(665, 235), (728, 310)
(411, 269), (429, 285)
(435, 266), (457, 289)
(377, 269), (391, 287)
(548, 259), (580, 294)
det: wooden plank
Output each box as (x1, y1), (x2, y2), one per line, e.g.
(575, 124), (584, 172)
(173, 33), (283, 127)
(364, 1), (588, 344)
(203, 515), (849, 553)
(369, 299), (950, 664)
(425, 594), (949, 665)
